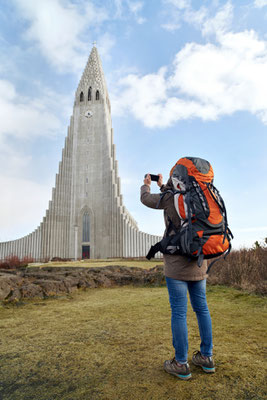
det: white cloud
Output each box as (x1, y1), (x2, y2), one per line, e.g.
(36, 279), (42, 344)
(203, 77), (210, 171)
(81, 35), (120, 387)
(164, 0), (190, 10)
(254, 0), (267, 7)
(97, 33), (116, 60)
(111, 67), (174, 127)
(127, 0), (146, 23)
(162, 0), (233, 36)
(128, 1), (143, 14)
(114, 0), (123, 18)
(112, 0), (146, 24)
(0, 78), (68, 242)
(186, 6), (208, 29)
(111, 29), (267, 127)
(0, 79), (67, 241)
(161, 0), (190, 31)
(0, 176), (52, 242)
(162, 0), (205, 31)
(202, 2), (233, 37)
(136, 16), (146, 24)
(13, 0), (110, 73)
(161, 22), (181, 31)
(0, 138), (31, 178)
(171, 30), (267, 117)
(0, 79), (63, 140)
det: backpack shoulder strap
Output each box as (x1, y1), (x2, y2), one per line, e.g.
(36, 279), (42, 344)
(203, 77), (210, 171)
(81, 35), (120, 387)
(156, 189), (174, 208)
(166, 216), (179, 235)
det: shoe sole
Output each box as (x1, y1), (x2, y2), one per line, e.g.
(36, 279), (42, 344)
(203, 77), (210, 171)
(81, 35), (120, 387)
(192, 360), (215, 373)
(164, 367), (192, 380)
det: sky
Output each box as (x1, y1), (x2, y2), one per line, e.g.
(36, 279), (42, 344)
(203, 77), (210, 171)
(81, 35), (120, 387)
(0, 0), (266, 249)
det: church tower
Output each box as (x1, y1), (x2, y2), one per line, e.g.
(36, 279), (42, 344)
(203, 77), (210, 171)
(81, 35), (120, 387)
(0, 46), (161, 261)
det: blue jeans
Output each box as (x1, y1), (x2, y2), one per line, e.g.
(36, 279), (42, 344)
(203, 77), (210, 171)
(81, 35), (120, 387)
(165, 277), (213, 363)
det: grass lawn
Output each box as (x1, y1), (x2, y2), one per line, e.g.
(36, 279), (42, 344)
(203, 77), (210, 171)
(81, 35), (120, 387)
(0, 285), (266, 400)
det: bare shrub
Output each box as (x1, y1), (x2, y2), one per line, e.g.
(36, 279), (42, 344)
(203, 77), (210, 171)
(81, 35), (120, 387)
(208, 247), (267, 295)
(0, 255), (33, 269)
(0, 255), (21, 269)
(22, 256), (35, 265)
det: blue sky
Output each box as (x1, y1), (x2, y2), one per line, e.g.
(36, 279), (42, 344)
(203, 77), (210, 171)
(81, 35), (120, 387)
(0, 0), (266, 249)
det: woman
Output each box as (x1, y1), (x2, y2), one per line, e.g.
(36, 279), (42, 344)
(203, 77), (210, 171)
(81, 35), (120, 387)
(140, 172), (215, 380)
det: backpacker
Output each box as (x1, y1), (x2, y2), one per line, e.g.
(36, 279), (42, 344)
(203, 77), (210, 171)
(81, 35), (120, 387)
(146, 157), (233, 271)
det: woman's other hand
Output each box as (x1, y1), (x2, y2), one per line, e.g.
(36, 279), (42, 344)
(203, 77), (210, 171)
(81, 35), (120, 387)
(157, 174), (163, 187)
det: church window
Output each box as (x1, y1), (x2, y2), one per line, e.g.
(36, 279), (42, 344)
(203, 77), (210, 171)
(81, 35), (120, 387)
(80, 91), (84, 102)
(96, 90), (100, 100)
(83, 212), (90, 242)
(88, 87), (92, 101)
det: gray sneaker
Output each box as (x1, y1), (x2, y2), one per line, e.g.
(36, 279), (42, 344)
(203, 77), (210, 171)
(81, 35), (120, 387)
(164, 358), (192, 380)
(192, 350), (215, 373)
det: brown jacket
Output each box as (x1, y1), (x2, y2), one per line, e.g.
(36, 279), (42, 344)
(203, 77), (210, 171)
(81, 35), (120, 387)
(140, 182), (207, 281)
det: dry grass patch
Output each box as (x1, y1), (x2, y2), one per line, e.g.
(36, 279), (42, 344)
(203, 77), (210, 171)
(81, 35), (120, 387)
(0, 286), (266, 400)
(29, 258), (163, 269)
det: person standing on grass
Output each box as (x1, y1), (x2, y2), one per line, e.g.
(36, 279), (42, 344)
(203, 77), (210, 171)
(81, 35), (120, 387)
(140, 172), (215, 380)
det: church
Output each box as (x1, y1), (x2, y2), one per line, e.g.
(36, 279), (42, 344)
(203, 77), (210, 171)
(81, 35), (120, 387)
(0, 46), (161, 261)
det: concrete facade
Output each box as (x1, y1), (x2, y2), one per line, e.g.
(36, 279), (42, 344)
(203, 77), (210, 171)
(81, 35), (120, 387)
(0, 47), (161, 261)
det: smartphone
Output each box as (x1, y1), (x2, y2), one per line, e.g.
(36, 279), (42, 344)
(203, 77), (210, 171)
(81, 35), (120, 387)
(144, 174), (159, 182)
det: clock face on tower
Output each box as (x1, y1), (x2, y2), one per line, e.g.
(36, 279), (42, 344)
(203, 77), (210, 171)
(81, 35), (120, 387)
(85, 110), (93, 118)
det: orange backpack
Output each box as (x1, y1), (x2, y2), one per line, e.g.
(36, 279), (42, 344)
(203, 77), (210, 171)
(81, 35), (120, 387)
(146, 157), (233, 271)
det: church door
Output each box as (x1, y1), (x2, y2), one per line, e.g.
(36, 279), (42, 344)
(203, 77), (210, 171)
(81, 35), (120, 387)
(82, 212), (90, 259)
(82, 245), (90, 259)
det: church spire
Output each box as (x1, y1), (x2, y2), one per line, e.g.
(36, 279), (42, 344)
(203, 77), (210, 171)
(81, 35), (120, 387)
(76, 45), (108, 99)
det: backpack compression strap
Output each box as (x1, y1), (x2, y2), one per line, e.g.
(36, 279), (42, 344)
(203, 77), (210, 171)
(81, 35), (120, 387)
(206, 240), (232, 273)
